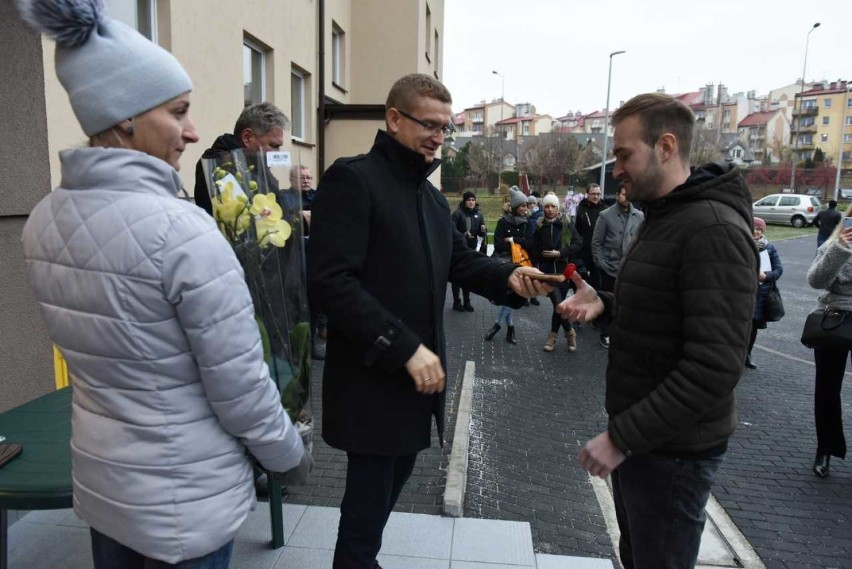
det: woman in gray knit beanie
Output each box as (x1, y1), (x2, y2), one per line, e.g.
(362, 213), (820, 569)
(17, 1), (305, 566)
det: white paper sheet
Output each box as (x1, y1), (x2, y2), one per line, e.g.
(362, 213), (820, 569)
(759, 250), (771, 273)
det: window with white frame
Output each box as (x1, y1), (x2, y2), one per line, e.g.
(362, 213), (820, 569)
(825, 98), (832, 108)
(107, 0), (157, 41)
(844, 134), (852, 143)
(802, 99), (817, 109)
(823, 116), (830, 125)
(291, 68), (306, 140)
(800, 134), (813, 145)
(821, 134), (829, 142)
(847, 116), (852, 126)
(332, 23), (345, 88)
(243, 41), (265, 108)
(848, 97), (852, 108)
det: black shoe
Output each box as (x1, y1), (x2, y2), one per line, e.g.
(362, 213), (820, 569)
(530, 297), (540, 306)
(484, 323), (501, 341)
(463, 301), (474, 312)
(813, 454), (831, 478)
(744, 354), (756, 369)
(506, 325), (517, 345)
(452, 299), (464, 312)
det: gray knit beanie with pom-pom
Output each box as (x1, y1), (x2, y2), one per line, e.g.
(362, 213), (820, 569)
(17, 0), (192, 136)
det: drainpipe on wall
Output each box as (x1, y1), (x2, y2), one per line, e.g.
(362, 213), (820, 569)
(317, 0), (326, 175)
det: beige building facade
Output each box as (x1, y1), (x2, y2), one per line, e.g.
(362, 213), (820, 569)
(0, 0), (444, 411)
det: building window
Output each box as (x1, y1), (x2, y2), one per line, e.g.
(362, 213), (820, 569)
(331, 23), (345, 88)
(291, 67), (306, 140)
(243, 40), (265, 108)
(824, 98), (832, 108)
(107, 0), (157, 41)
(843, 134), (852, 143)
(424, 3), (432, 60)
(801, 134), (813, 145)
(802, 99), (817, 109)
(847, 116), (852, 126)
(823, 116), (830, 125)
(821, 134), (829, 143)
(848, 97), (852, 108)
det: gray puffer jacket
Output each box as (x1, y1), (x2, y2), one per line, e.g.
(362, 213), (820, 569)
(22, 147), (304, 563)
(591, 202), (644, 278)
(808, 237), (852, 312)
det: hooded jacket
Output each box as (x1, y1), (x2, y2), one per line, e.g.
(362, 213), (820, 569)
(22, 147), (304, 563)
(308, 131), (524, 456)
(575, 197), (605, 263)
(600, 164), (758, 458)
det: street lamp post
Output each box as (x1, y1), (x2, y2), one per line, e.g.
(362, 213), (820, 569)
(599, 50), (625, 194)
(492, 70), (506, 190)
(790, 22), (820, 192)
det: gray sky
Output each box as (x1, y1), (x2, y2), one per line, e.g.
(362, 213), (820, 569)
(444, 0), (851, 118)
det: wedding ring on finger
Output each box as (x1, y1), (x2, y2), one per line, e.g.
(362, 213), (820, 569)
(423, 377), (431, 383)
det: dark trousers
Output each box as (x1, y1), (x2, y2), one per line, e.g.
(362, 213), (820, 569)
(813, 347), (849, 458)
(90, 528), (233, 569)
(451, 283), (470, 303)
(598, 272), (617, 336)
(333, 452), (418, 568)
(611, 453), (723, 569)
(547, 282), (573, 333)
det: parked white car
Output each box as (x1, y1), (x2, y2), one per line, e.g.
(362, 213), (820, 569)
(752, 194), (821, 227)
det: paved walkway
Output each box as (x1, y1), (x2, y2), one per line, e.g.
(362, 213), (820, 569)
(7, 504), (612, 568)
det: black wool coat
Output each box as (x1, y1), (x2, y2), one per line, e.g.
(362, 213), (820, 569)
(308, 131), (523, 456)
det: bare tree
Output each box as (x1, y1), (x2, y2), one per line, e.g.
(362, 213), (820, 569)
(690, 126), (723, 166)
(769, 133), (792, 163)
(523, 134), (581, 189)
(576, 141), (601, 171)
(466, 136), (501, 190)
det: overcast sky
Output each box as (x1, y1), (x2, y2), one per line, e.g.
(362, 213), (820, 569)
(443, 0), (851, 118)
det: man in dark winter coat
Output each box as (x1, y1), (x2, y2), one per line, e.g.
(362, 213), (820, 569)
(814, 199), (842, 248)
(560, 93), (758, 569)
(450, 191), (487, 311)
(308, 74), (549, 569)
(574, 183), (605, 287)
(192, 102), (288, 215)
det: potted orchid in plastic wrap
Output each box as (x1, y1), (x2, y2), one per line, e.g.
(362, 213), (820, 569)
(202, 149), (313, 471)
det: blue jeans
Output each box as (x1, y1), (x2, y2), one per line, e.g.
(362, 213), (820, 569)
(611, 453), (723, 569)
(90, 528), (234, 569)
(496, 305), (514, 326)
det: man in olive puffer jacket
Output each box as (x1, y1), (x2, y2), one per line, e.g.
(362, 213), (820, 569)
(561, 93), (758, 569)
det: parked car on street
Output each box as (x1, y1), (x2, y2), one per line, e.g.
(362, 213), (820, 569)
(753, 194), (821, 227)
(839, 188), (852, 200)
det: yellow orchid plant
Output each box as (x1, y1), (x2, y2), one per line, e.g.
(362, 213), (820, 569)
(202, 150), (311, 433)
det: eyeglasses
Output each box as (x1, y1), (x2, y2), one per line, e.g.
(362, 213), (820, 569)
(588, 192), (601, 196)
(299, 176), (313, 181)
(396, 109), (455, 137)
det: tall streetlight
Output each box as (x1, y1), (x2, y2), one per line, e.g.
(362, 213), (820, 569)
(790, 22), (821, 192)
(599, 50), (626, 193)
(492, 70), (506, 189)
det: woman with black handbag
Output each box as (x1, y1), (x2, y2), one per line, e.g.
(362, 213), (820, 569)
(745, 217), (784, 369)
(806, 208), (852, 478)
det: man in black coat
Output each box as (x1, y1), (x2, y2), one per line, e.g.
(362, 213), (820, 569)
(193, 102), (288, 215)
(308, 74), (549, 569)
(560, 93), (757, 569)
(814, 199), (842, 248)
(574, 183), (605, 287)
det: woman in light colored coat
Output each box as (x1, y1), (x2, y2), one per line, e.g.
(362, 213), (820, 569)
(18, 1), (303, 566)
(806, 208), (852, 479)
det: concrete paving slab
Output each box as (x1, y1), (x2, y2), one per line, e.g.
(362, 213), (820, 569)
(229, 540), (285, 569)
(536, 553), (614, 568)
(17, 508), (70, 525)
(234, 502), (306, 545)
(450, 562), (529, 569)
(451, 517), (535, 566)
(380, 511), (454, 559)
(377, 553), (450, 569)
(272, 546), (334, 568)
(697, 518), (738, 567)
(285, 505), (340, 550)
(8, 520), (91, 569)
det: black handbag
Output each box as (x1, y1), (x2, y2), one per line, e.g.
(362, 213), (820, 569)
(801, 308), (852, 348)
(764, 283), (785, 322)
